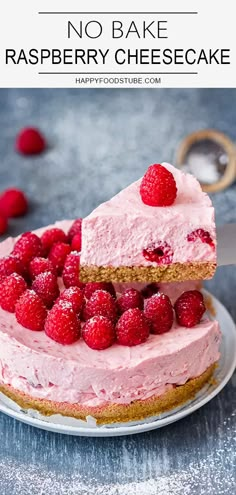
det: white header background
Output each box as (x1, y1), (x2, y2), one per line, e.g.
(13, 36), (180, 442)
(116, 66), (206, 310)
(0, 0), (235, 88)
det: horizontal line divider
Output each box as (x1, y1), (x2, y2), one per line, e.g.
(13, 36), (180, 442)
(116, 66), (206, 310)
(38, 12), (198, 15)
(38, 72), (198, 75)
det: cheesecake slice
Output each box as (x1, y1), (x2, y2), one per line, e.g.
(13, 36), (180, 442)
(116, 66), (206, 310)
(80, 163), (217, 283)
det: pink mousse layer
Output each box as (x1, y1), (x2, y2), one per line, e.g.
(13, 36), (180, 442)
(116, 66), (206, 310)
(0, 221), (220, 408)
(80, 163), (216, 268)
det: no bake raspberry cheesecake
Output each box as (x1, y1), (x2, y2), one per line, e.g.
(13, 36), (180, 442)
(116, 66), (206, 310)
(80, 163), (217, 283)
(0, 219), (221, 425)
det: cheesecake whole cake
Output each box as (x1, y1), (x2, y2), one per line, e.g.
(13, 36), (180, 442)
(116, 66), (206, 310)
(0, 164), (221, 425)
(80, 163), (217, 283)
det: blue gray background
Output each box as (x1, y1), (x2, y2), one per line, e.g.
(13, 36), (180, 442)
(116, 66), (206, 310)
(0, 89), (235, 494)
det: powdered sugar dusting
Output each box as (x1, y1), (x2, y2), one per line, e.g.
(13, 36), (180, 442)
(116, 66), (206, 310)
(0, 409), (235, 495)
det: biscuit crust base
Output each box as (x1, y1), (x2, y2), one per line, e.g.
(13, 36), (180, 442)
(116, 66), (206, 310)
(80, 263), (216, 283)
(0, 363), (216, 425)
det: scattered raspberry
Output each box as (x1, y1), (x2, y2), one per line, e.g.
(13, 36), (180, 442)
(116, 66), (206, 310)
(0, 273), (27, 313)
(82, 316), (116, 350)
(32, 272), (59, 308)
(117, 288), (144, 314)
(58, 287), (84, 314)
(16, 127), (46, 155)
(141, 283), (159, 299)
(83, 290), (117, 322)
(144, 293), (173, 334)
(15, 289), (47, 331)
(174, 290), (206, 328)
(62, 251), (84, 289)
(143, 242), (173, 265)
(41, 228), (68, 256)
(187, 229), (215, 249)
(0, 255), (24, 283)
(0, 216), (8, 235)
(140, 164), (177, 207)
(0, 189), (28, 218)
(67, 218), (82, 242)
(12, 232), (43, 265)
(71, 234), (82, 252)
(45, 301), (81, 344)
(116, 308), (150, 346)
(84, 282), (116, 300)
(29, 257), (56, 280)
(48, 242), (71, 275)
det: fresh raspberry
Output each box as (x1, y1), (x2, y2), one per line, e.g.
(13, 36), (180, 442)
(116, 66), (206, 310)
(41, 228), (68, 256)
(174, 290), (206, 328)
(144, 293), (173, 334)
(32, 272), (59, 308)
(0, 273), (27, 313)
(48, 242), (71, 275)
(0, 189), (28, 218)
(117, 288), (144, 315)
(116, 308), (150, 346)
(143, 242), (173, 265)
(16, 127), (46, 155)
(141, 283), (159, 299)
(12, 232), (43, 265)
(71, 234), (82, 252)
(83, 290), (117, 322)
(82, 316), (116, 350)
(84, 282), (116, 300)
(140, 164), (177, 207)
(58, 287), (84, 314)
(187, 229), (215, 249)
(45, 301), (81, 344)
(29, 257), (56, 280)
(15, 289), (47, 331)
(0, 255), (24, 283)
(62, 251), (85, 289)
(67, 218), (82, 242)
(0, 216), (8, 235)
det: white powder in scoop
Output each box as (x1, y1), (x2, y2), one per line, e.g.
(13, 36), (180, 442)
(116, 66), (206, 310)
(183, 153), (221, 184)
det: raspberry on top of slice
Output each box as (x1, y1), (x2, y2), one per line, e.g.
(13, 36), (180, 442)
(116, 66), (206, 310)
(140, 163), (177, 207)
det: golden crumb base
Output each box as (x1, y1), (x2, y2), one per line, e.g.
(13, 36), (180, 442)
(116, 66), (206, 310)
(0, 363), (216, 425)
(80, 263), (216, 284)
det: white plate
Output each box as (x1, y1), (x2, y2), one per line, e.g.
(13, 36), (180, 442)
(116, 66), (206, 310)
(0, 291), (235, 437)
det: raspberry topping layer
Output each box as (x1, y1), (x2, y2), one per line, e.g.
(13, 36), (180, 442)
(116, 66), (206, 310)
(174, 290), (206, 328)
(45, 301), (81, 345)
(116, 308), (150, 346)
(15, 289), (47, 331)
(144, 293), (174, 334)
(0, 221), (221, 408)
(82, 315), (116, 350)
(0, 220), (210, 350)
(0, 273), (27, 313)
(13, 232), (43, 265)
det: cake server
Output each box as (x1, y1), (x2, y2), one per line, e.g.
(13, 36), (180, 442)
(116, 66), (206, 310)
(217, 224), (236, 266)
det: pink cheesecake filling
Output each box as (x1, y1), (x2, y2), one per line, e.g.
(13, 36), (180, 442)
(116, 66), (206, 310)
(81, 163), (216, 268)
(0, 313), (220, 406)
(0, 220), (220, 408)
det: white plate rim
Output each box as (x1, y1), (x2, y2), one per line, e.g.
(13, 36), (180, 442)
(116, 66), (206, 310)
(0, 290), (235, 436)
